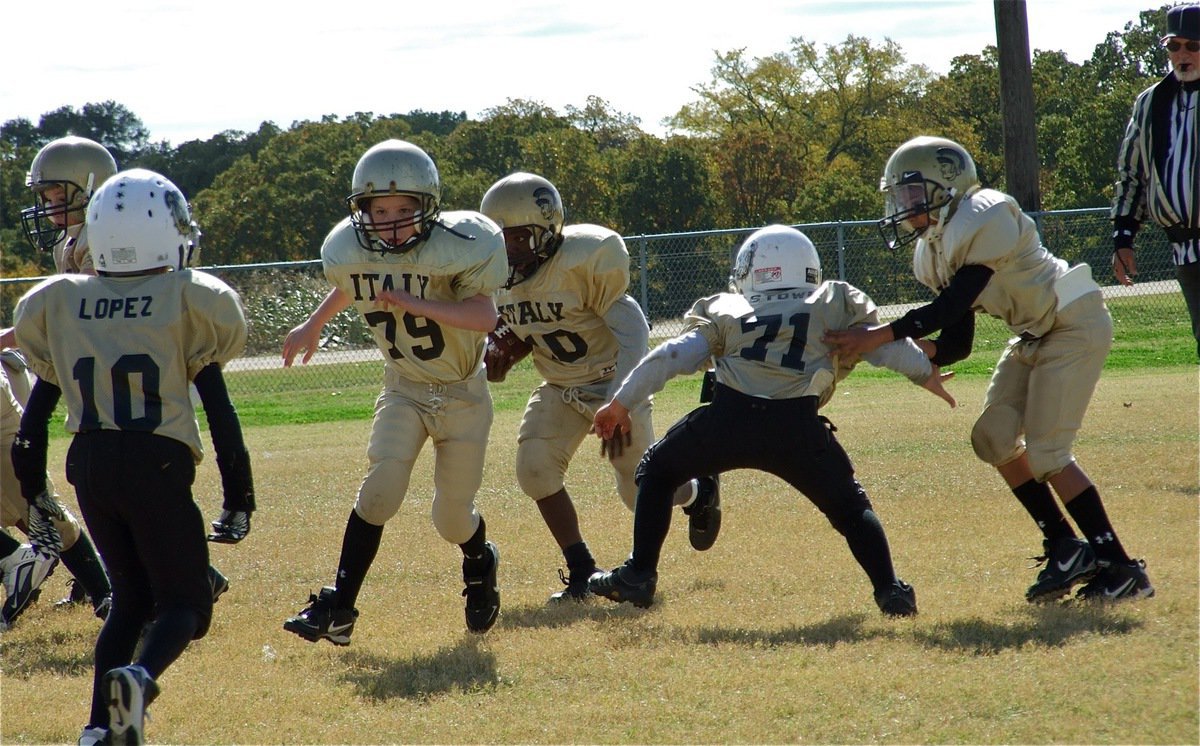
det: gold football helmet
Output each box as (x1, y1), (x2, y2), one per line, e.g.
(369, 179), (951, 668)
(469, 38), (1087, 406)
(347, 139), (440, 253)
(878, 136), (978, 249)
(22, 136), (118, 251)
(479, 172), (565, 287)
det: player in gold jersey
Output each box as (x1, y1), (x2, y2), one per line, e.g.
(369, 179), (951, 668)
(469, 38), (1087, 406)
(282, 140), (508, 641)
(589, 225), (954, 614)
(12, 169), (250, 745)
(480, 173), (719, 602)
(825, 136), (1153, 603)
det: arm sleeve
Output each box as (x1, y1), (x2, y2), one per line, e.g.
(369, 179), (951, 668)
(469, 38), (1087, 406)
(888, 264), (993, 340)
(193, 363), (255, 512)
(862, 338), (932, 385)
(1111, 87), (1151, 246)
(612, 331), (711, 409)
(929, 311), (976, 366)
(601, 295), (650, 400)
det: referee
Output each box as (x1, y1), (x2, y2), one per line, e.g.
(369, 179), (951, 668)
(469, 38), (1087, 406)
(1112, 3), (1200, 358)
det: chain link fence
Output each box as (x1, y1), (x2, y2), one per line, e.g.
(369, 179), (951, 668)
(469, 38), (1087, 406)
(0, 207), (1185, 395)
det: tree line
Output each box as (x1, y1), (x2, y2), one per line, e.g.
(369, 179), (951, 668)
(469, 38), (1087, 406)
(0, 7), (1166, 277)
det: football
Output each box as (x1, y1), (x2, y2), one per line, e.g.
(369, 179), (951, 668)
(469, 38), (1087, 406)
(484, 316), (532, 382)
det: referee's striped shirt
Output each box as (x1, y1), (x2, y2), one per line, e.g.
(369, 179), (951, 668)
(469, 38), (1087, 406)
(1113, 74), (1200, 266)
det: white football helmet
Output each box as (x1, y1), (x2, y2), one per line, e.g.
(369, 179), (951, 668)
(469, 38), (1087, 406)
(730, 224), (821, 295)
(479, 172), (565, 287)
(878, 136), (978, 249)
(21, 136), (118, 251)
(347, 139), (440, 253)
(87, 169), (198, 274)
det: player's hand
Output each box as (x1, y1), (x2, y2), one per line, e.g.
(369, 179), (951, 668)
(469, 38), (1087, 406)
(600, 430), (632, 460)
(1113, 248), (1137, 286)
(823, 325), (888, 359)
(0, 327), (15, 350)
(282, 319), (323, 367)
(592, 401), (632, 461)
(208, 510), (251, 544)
(922, 365), (957, 408)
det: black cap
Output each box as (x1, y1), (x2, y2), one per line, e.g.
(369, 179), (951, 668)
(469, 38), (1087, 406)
(1163, 4), (1200, 41)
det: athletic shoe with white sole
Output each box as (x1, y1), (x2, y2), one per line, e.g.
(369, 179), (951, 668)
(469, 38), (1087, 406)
(1025, 536), (1097, 602)
(1, 544), (58, 630)
(283, 586), (359, 645)
(103, 664), (160, 745)
(1076, 558), (1154, 602)
(588, 559), (657, 608)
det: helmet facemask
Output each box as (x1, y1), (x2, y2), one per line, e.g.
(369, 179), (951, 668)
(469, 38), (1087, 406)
(21, 178), (94, 251)
(502, 224), (561, 288)
(348, 191), (437, 254)
(878, 174), (949, 249)
(346, 140), (441, 254)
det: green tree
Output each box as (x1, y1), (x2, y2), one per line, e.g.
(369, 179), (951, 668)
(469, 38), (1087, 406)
(191, 113), (416, 265)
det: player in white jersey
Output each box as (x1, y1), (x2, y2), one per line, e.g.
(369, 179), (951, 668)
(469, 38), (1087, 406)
(589, 225), (954, 615)
(825, 136), (1153, 603)
(282, 140), (508, 642)
(11, 169), (251, 745)
(479, 173), (719, 602)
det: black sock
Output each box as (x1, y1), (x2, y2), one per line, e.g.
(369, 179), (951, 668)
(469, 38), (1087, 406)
(60, 535), (112, 602)
(1064, 486), (1130, 564)
(563, 541), (595, 572)
(630, 477), (675, 573)
(1012, 479), (1074, 541)
(459, 517), (488, 559)
(334, 510), (384, 610)
(841, 509), (899, 593)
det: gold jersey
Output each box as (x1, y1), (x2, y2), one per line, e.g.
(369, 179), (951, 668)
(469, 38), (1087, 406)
(913, 188), (1071, 339)
(13, 270), (247, 461)
(494, 224), (633, 387)
(686, 280), (897, 407)
(321, 210), (507, 384)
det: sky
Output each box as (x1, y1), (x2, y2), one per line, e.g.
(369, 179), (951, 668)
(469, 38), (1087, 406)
(0, 0), (1151, 146)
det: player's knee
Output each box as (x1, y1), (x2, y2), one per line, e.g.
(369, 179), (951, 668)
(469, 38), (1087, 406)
(516, 444), (564, 500)
(355, 460), (409, 525)
(971, 406), (1023, 465)
(1026, 447), (1073, 484)
(823, 484), (872, 535)
(431, 500), (477, 545)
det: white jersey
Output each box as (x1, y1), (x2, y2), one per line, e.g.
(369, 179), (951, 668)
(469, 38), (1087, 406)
(13, 270), (247, 461)
(686, 281), (928, 406)
(321, 211), (508, 385)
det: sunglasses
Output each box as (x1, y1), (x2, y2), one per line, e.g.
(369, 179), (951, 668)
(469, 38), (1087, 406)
(1166, 40), (1200, 52)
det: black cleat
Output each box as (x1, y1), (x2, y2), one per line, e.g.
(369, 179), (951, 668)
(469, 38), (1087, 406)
(283, 586), (358, 645)
(208, 510), (251, 544)
(549, 565), (601, 603)
(463, 542), (500, 633)
(208, 566), (230, 603)
(588, 560), (657, 608)
(683, 475), (721, 551)
(1025, 537), (1098, 602)
(1077, 558), (1154, 602)
(874, 579), (918, 617)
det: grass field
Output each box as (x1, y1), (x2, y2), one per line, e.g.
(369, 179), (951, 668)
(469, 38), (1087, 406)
(1, 360), (1197, 743)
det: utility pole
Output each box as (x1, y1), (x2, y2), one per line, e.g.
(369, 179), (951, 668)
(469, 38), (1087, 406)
(994, 0), (1041, 211)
